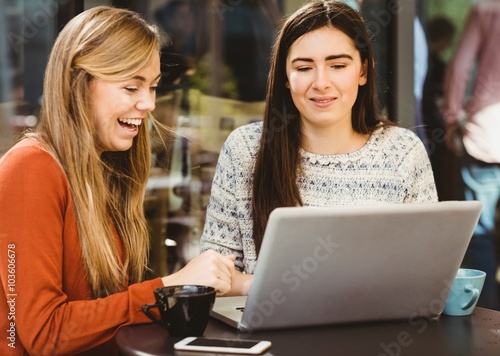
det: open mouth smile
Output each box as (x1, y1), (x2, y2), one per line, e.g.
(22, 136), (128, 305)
(118, 118), (142, 131)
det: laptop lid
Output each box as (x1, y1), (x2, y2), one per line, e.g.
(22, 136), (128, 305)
(211, 201), (482, 331)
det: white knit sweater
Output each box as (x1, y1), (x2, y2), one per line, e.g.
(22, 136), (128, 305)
(200, 122), (438, 273)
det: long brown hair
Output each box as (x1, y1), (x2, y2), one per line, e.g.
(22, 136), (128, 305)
(252, 1), (393, 253)
(31, 6), (160, 297)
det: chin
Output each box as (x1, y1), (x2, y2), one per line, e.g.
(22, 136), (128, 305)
(105, 143), (134, 153)
(118, 145), (134, 152)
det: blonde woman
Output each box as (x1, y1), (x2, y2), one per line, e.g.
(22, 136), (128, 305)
(0, 6), (235, 356)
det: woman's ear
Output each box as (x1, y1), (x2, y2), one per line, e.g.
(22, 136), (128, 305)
(285, 81), (290, 89)
(358, 59), (368, 86)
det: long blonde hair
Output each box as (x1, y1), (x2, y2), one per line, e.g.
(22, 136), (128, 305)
(32, 6), (161, 297)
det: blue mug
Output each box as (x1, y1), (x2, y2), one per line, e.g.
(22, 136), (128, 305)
(443, 268), (486, 316)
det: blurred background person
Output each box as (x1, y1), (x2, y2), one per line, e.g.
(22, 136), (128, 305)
(155, 0), (197, 98)
(154, 0), (281, 102)
(422, 15), (462, 202)
(443, 0), (500, 311)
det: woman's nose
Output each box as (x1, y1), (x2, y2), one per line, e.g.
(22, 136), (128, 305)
(136, 90), (156, 112)
(313, 68), (332, 91)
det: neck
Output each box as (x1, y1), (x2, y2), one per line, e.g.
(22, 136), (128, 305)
(302, 124), (369, 155)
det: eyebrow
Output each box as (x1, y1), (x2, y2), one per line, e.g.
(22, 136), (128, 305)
(291, 54), (354, 64)
(131, 73), (162, 82)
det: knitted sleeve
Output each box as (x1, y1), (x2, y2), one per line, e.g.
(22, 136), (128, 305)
(200, 123), (260, 272)
(397, 129), (439, 203)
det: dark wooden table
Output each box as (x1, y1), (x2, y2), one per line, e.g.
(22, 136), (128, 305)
(116, 307), (500, 356)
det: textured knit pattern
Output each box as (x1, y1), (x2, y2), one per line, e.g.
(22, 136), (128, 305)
(0, 139), (164, 356)
(200, 122), (438, 273)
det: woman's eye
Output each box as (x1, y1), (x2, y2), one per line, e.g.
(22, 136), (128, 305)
(150, 86), (158, 92)
(297, 67), (311, 72)
(332, 64), (346, 70)
(125, 87), (138, 92)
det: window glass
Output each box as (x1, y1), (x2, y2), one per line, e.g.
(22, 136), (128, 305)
(0, 0), (401, 277)
(0, 0), (56, 154)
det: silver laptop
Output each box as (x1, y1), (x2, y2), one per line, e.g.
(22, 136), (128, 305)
(210, 201), (482, 331)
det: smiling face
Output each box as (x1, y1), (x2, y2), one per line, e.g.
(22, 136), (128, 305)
(90, 52), (161, 153)
(285, 26), (367, 133)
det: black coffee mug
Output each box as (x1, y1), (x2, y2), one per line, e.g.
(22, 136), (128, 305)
(142, 285), (216, 337)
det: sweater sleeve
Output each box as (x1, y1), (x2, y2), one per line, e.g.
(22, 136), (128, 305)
(0, 142), (164, 356)
(400, 131), (439, 203)
(200, 130), (246, 271)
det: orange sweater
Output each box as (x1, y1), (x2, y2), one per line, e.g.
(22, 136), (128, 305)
(0, 139), (163, 355)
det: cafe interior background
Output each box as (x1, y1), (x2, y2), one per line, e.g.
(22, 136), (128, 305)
(1, 0), (495, 280)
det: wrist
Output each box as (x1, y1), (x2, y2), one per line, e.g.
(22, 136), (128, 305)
(230, 272), (253, 296)
(161, 273), (180, 287)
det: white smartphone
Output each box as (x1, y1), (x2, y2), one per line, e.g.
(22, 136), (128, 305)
(174, 336), (272, 354)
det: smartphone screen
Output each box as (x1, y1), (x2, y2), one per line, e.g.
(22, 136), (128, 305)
(187, 338), (260, 348)
(174, 337), (272, 354)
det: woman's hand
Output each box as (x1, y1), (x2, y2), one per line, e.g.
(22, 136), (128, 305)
(227, 271), (253, 296)
(161, 250), (236, 296)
